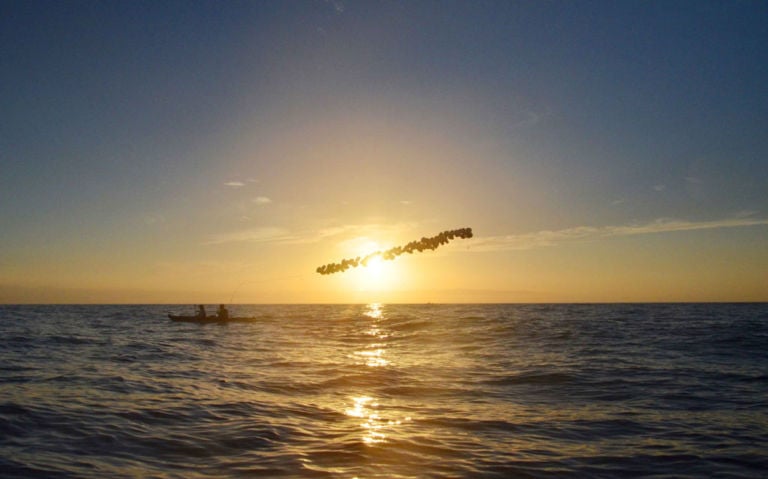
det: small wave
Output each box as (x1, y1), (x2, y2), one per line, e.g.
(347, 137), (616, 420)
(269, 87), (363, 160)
(378, 385), (471, 398)
(0, 401), (30, 416)
(388, 319), (433, 333)
(481, 372), (576, 386)
(420, 416), (523, 435)
(40, 335), (96, 346)
(736, 374), (768, 383)
(0, 458), (72, 478)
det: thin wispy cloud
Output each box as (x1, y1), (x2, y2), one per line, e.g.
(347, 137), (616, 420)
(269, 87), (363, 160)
(253, 196), (272, 205)
(325, 0), (345, 13)
(509, 108), (551, 131)
(142, 213), (165, 225)
(154, 260), (253, 276)
(203, 225), (351, 247)
(471, 217), (768, 252)
(210, 222), (420, 247)
(224, 181), (245, 188)
(204, 217), (767, 254)
(321, 222), (417, 240)
(205, 227), (293, 245)
(283, 222), (417, 245)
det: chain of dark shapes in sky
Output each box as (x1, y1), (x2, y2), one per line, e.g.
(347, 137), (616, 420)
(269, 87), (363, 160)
(316, 228), (473, 275)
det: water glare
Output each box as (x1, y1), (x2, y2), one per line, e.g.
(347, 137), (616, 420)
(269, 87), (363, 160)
(364, 302), (383, 319)
(345, 396), (389, 445)
(353, 303), (390, 368)
(2, 304), (766, 478)
(342, 303), (411, 448)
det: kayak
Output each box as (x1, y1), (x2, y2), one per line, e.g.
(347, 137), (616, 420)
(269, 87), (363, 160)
(168, 314), (260, 323)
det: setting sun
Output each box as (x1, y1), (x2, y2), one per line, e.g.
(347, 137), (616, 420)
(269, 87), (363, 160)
(359, 256), (392, 290)
(347, 244), (399, 292)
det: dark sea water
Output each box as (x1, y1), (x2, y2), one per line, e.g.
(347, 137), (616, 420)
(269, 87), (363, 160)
(1, 303), (766, 478)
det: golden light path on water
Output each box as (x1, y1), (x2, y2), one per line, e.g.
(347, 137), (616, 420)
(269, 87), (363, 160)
(345, 303), (412, 446)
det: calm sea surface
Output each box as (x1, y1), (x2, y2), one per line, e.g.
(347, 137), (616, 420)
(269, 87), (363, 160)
(1, 304), (766, 478)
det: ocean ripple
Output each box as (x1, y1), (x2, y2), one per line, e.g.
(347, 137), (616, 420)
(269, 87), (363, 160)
(1, 303), (767, 478)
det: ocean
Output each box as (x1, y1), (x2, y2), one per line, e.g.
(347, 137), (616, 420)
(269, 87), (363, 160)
(1, 303), (766, 478)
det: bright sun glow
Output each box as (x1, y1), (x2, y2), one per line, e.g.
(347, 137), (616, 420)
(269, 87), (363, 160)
(366, 255), (385, 277)
(351, 242), (398, 292)
(358, 255), (396, 290)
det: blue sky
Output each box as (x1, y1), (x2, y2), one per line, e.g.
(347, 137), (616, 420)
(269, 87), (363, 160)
(1, 1), (767, 302)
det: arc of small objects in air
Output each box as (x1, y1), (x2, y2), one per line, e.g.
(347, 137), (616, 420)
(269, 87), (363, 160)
(316, 227), (473, 275)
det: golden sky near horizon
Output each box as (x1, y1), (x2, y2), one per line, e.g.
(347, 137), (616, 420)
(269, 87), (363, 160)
(2, 2), (767, 303)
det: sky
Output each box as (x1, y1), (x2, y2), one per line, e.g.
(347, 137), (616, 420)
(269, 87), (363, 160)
(1, 0), (767, 304)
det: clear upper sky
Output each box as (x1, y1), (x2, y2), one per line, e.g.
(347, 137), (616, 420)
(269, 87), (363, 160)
(1, 0), (767, 303)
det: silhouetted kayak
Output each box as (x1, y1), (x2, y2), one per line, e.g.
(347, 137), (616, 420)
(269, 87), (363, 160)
(167, 314), (259, 323)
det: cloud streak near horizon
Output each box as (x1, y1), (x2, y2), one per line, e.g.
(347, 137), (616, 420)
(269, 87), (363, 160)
(204, 227), (293, 245)
(470, 217), (768, 252)
(203, 216), (766, 256)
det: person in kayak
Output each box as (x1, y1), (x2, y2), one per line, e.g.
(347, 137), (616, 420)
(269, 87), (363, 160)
(217, 304), (229, 320)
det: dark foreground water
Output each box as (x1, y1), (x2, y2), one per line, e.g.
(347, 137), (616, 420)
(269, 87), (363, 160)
(1, 304), (766, 478)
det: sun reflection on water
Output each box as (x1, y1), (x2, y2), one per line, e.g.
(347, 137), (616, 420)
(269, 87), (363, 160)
(345, 395), (412, 445)
(352, 303), (391, 367)
(342, 303), (412, 446)
(363, 302), (383, 319)
(354, 348), (389, 367)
